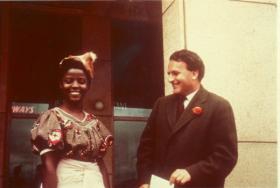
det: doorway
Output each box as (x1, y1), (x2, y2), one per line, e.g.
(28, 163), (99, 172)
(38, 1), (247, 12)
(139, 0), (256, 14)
(112, 17), (163, 188)
(3, 2), (164, 188)
(7, 7), (82, 188)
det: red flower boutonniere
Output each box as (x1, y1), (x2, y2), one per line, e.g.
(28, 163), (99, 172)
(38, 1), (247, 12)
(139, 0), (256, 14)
(192, 106), (203, 115)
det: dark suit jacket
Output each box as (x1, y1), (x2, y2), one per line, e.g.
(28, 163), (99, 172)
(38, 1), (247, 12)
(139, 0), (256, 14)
(137, 87), (238, 188)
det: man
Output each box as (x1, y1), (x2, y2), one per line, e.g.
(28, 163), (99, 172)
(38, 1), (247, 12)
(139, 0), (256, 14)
(137, 49), (238, 188)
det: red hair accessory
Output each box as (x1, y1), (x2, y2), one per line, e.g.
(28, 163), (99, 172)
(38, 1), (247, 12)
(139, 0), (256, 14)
(192, 106), (203, 115)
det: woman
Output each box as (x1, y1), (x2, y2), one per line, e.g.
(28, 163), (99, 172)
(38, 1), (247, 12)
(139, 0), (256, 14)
(31, 52), (113, 188)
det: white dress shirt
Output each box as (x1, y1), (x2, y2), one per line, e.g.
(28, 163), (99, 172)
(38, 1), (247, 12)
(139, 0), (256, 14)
(183, 89), (199, 109)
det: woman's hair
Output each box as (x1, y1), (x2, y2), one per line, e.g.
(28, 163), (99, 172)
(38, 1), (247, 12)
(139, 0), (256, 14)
(170, 49), (205, 81)
(58, 51), (97, 85)
(58, 58), (92, 84)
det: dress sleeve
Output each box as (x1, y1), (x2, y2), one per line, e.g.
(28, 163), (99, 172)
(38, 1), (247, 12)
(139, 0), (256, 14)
(96, 120), (113, 146)
(31, 109), (64, 155)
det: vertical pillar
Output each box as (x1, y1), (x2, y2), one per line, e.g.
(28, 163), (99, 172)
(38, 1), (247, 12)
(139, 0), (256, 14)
(162, 0), (186, 95)
(0, 4), (10, 188)
(81, 14), (113, 187)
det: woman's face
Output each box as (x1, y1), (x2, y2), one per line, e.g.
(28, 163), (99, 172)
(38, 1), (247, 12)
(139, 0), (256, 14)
(60, 68), (89, 103)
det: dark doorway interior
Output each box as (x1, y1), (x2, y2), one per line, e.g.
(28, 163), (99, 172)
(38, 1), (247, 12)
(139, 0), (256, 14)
(112, 14), (163, 188)
(112, 20), (164, 109)
(9, 8), (82, 104)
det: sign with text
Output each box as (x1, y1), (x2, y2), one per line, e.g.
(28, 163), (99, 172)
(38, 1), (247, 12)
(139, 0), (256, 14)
(12, 103), (49, 115)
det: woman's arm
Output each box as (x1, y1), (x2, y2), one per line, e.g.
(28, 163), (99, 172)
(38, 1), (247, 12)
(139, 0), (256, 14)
(41, 151), (60, 188)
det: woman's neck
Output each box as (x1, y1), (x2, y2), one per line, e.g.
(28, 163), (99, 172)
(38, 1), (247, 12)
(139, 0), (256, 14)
(60, 101), (84, 114)
(59, 102), (86, 121)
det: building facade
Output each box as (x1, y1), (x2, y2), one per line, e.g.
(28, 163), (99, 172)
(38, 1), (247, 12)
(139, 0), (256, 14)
(0, 1), (278, 188)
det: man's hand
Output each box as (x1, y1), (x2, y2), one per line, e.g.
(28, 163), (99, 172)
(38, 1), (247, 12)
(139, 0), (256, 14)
(169, 169), (191, 185)
(139, 183), (149, 188)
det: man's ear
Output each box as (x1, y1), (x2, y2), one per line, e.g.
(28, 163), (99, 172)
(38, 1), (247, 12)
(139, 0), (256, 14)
(192, 71), (199, 80)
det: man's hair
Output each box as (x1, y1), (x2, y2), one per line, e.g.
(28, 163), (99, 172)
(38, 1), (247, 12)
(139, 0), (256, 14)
(169, 49), (205, 81)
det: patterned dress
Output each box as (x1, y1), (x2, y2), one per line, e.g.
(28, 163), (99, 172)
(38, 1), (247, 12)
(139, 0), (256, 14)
(31, 107), (113, 188)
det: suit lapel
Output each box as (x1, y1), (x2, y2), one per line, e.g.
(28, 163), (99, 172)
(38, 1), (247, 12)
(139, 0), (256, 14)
(166, 95), (178, 130)
(171, 87), (208, 135)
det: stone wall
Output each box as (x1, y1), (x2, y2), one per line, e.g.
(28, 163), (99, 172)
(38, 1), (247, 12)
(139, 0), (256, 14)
(162, 0), (277, 187)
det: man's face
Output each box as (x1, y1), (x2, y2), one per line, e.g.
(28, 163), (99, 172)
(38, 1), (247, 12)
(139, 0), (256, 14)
(167, 60), (199, 95)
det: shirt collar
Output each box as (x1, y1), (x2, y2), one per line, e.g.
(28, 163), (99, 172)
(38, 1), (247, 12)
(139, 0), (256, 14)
(185, 88), (199, 102)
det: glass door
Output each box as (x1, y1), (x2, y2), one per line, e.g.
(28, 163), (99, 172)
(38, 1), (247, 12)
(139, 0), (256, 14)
(8, 103), (49, 188)
(113, 107), (151, 188)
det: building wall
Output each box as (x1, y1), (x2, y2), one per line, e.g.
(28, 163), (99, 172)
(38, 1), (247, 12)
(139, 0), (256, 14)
(162, 0), (277, 187)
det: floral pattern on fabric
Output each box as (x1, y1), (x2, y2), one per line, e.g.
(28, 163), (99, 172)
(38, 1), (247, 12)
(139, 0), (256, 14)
(48, 129), (62, 146)
(31, 107), (113, 161)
